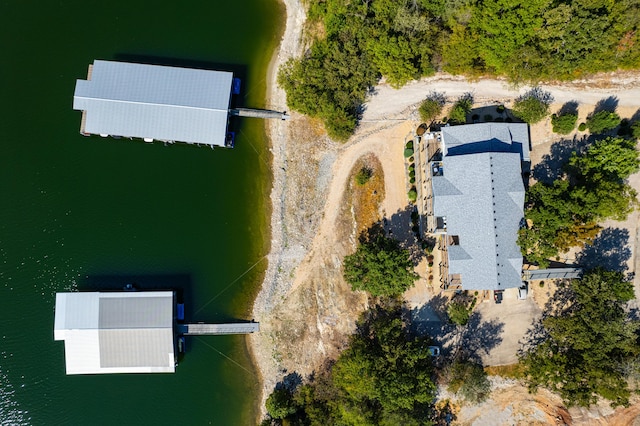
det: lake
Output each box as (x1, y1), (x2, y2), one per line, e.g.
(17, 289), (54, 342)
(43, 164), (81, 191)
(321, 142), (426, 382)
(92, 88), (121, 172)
(0, 0), (283, 424)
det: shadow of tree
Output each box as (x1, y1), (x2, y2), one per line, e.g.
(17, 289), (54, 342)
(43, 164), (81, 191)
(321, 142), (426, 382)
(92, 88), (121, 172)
(274, 371), (303, 393)
(631, 108), (640, 123)
(408, 294), (456, 342)
(576, 227), (631, 273)
(459, 311), (504, 363)
(557, 100), (579, 116)
(532, 135), (591, 183)
(593, 96), (619, 114)
(383, 206), (426, 266)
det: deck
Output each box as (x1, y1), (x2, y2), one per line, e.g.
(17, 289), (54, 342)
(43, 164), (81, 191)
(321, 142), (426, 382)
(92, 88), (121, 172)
(178, 322), (260, 336)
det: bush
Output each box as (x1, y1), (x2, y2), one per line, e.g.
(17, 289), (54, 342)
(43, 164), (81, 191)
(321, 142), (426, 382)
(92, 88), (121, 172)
(496, 105), (505, 113)
(578, 122), (587, 131)
(447, 300), (472, 326)
(265, 388), (298, 419)
(410, 177), (415, 184)
(408, 164), (415, 172)
(409, 170), (415, 178)
(408, 187), (417, 202)
(404, 148), (414, 158)
(449, 93), (473, 125)
(632, 121), (640, 140)
(551, 113), (578, 134)
(447, 360), (491, 404)
(483, 114), (493, 122)
(405, 141), (414, 150)
(587, 110), (621, 134)
(419, 92), (446, 123)
(355, 167), (373, 186)
(471, 113), (479, 120)
(512, 87), (554, 124)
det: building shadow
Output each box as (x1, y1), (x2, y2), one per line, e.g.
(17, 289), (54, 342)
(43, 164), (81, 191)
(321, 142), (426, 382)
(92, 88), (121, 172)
(593, 96), (619, 114)
(576, 227), (632, 273)
(531, 135), (591, 183)
(408, 294), (456, 342)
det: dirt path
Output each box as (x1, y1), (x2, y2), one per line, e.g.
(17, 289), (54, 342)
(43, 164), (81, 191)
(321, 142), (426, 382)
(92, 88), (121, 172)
(252, 3), (640, 420)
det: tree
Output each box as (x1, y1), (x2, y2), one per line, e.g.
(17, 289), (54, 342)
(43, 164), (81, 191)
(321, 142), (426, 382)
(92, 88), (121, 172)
(355, 167), (373, 185)
(568, 136), (640, 185)
(447, 359), (491, 404)
(520, 269), (639, 408)
(447, 299), (473, 326)
(418, 91), (446, 123)
(448, 93), (473, 125)
(265, 388), (298, 419)
(586, 110), (621, 134)
(343, 229), (418, 296)
(551, 113), (578, 134)
(512, 87), (554, 124)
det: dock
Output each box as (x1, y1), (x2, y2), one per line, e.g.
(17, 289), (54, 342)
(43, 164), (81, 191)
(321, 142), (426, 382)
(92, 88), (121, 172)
(229, 108), (290, 120)
(178, 322), (260, 336)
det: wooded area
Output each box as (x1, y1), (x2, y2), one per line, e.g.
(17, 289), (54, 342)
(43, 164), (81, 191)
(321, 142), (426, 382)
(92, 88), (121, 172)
(279, 0), (640, 139)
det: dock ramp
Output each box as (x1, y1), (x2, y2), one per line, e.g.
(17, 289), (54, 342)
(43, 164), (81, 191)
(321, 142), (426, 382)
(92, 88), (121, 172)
(178, 322), (259, 336)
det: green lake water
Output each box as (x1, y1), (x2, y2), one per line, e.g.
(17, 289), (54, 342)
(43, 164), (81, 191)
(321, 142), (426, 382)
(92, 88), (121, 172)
(0, 1), (284, 424)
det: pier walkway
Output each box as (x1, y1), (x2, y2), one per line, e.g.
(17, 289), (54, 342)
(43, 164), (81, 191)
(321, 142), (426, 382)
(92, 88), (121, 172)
(229, 108), (290, 120)
(178, 322), (260, 336)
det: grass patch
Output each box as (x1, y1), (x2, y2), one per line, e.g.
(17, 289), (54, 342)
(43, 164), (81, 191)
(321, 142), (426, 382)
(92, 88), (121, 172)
(484, 363), (525, 379)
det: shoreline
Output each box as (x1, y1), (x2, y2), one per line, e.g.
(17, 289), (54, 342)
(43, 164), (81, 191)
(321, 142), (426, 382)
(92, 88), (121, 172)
(250, 0), (306, 420)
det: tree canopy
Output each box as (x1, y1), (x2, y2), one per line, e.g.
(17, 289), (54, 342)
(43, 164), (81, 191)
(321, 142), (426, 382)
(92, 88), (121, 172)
(519, 136), (639, 266)
(343, 229), (418, 296)
(586, 110), (622, 134)
(551, 113), (577, 134)
(520, 269), (639, 407)
(262, 302), (437, 425)
(280, 0), (640, 139)
(511, 87), (554, 124)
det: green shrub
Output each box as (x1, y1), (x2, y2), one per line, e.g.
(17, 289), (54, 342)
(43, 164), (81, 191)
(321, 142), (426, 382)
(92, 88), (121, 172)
(405, 141), (414, 150)
(447, 360), (491, 403)
(471, 113), (479, 120)
(355, 167), (373, 186)
(632, 121), (640, 140)
(410, 177), (416, 184)
(551, 113), (578, 134)
(578, 122), (587, 131)
(447, 300), (472, 326)
(409, 170), (415, 178)
(496, 105), (505, 113)
(587, 110), (621, 134)
(404, 148), (414, 158)
(449, 93), (473, 125)
(512, 87), (554, 124)
(265, 388), (297, 419)
(419, 92), (446, 123)
(408, 164), (415, 172)
(484, 114), (493, 122)
(408, 187), (417, 202)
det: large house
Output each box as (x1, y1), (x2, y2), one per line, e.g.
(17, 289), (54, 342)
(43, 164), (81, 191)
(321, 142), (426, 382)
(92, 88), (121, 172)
(422, 123), (530, 291)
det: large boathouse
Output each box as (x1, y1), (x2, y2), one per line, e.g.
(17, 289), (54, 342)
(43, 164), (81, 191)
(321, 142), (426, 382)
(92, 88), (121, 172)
(73, 60), (236, 147)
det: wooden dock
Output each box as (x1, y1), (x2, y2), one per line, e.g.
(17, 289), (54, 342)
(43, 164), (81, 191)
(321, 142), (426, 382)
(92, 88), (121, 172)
(229, 108), (290, 120)
(178, 322), (259, 336)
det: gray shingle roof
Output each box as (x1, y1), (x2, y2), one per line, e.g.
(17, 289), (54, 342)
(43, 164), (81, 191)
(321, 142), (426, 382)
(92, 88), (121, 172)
(433, 123), (527, 291)
(73, 60), (233, 146)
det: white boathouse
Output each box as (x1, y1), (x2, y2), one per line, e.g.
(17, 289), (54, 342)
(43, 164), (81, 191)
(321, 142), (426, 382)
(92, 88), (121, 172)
(73, 60), (234, 147)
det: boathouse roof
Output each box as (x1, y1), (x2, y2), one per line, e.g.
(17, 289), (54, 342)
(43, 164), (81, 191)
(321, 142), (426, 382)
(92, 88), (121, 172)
(54, 291), (176, 375)
(73, 60), (233, 146)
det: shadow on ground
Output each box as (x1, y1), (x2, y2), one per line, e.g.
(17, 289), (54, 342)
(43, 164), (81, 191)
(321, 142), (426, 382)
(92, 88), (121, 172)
(576, 227), (631, 273)
(532, 135), (591, 183)
(459, 311), (504, 363)
(383, 206), (426, 266)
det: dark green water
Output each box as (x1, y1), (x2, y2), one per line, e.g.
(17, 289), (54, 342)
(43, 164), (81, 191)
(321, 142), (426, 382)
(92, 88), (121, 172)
(0, 1), (283, 424)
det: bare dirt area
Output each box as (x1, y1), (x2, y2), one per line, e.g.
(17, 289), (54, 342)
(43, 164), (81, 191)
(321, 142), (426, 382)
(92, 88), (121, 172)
(252, 0), (640, 421)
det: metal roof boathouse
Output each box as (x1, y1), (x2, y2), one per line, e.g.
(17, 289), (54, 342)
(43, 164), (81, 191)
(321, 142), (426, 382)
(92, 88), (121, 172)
(54, 291), (177, 375)
(54, 290), (260, 375)
(73, 60), (235, 147)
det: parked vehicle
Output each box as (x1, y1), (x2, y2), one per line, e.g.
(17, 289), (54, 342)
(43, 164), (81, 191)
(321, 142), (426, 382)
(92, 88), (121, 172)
(494, 290), (503, 304)
(518, 283), (528, 300)
(427, 346), (441, 357)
